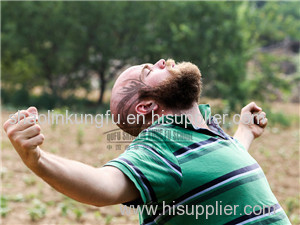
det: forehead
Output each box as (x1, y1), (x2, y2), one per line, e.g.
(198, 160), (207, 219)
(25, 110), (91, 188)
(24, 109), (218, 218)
(125, 64), (149, 75)
(125, 64), (144, 76)
(118, 64), (146, 82)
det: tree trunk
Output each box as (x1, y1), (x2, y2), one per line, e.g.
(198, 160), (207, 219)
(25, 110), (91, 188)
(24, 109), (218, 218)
(97, 68), (106, 105)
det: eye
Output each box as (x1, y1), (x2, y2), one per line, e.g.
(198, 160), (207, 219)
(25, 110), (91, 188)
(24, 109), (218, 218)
(146, 70), (151, 76)
(145, 65), (152, 76)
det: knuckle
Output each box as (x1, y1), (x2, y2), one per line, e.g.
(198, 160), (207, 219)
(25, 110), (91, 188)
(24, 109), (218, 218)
(35, 134), (44, 146)
(15, 135), (23, 144)
(21, 110), (29, 116)
(37, 138), (44, 145)
(34, 125), (41, 133)
(7, 129), (15, 138)
(3, 121), (9, 131)
(21, 141), (28, 149)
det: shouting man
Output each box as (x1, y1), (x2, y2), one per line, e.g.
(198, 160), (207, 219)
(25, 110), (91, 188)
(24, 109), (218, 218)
(3, 59), (291, 224)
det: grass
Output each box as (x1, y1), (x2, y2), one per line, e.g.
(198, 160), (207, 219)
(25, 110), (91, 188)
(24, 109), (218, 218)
(1, 101), (299, 224)
(27, 199), (47, 221)
(23, 175), (37, 186)
(76, 125), (85, 146)
(0, 195), (10, 218)
(285, 196), (300, 224)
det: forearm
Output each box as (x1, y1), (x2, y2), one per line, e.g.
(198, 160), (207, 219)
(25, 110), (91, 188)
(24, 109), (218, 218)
(29, 148), (113, 207)
(233, 126), (254, 151)
(4, 108), (139, 207)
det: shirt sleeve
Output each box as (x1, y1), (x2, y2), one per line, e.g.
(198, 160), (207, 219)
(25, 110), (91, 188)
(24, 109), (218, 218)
(103, 132), (182, 205)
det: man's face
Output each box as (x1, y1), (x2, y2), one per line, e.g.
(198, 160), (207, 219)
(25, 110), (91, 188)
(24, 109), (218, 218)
(138, 59), (202, 110)
(139, 59), (175, 86)
(114, 59), (173, 90)
(110, 59), (174, 118)
(110, 59), (202, 135)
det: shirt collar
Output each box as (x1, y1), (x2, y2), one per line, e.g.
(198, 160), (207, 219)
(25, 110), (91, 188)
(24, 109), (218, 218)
(151, 104), (211, 128)
(150, 104), (229, 140)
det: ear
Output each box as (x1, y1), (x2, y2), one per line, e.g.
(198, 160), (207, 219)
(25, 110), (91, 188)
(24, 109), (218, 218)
(135, 100), (158, 115)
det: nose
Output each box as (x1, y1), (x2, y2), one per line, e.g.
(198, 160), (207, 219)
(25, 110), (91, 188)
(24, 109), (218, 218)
(155, 59), (166, 69)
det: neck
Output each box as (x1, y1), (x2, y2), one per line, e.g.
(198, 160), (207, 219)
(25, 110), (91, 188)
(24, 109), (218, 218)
(162, 102), (209, 129)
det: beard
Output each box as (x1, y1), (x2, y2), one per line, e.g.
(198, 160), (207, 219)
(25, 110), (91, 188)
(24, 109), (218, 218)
(138, 59), (202, 110)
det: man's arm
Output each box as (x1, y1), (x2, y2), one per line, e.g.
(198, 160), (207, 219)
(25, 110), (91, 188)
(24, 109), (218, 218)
(233, 102), (268, 151)
(33, 150), (139, 206)
(3, 107), (140, 207)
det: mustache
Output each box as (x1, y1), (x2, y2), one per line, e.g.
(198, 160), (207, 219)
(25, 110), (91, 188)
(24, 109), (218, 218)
(166, 59), (180, 76)
(165, 59), (202, 80)
(166, 59), (176, 68)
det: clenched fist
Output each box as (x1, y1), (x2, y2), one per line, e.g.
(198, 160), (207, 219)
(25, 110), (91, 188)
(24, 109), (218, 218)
(234, 102), (268, 151)
(3, 107), (44, 168)
(239, 102), (268, 139)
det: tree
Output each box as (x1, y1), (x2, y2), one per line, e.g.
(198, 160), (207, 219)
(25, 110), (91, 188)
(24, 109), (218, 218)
(3, 2), (296, 109)
(2, 2), (91, 100)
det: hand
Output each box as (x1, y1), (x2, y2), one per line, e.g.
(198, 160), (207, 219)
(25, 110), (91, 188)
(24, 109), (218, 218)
(239, 102), (268, 139)
(3, 107), (44, 168)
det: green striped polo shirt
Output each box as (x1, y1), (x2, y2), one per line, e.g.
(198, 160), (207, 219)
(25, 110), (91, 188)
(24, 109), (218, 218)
(104, 104), (291, 225)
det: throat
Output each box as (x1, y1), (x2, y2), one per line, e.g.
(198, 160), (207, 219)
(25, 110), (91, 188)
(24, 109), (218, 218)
(172, 102), (209, 129)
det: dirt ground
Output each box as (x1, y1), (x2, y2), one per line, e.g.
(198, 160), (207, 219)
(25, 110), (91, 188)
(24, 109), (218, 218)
(1, 102), (299, 225)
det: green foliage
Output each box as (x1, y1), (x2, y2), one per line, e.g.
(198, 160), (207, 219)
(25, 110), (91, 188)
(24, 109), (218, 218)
(0, 167), (8, 179)
(246, 2), (300, 45)
(27, 199), (47, 221)
(57, 196), (86, 221)
(29, 93), (56, 110)
(284, 196), (300, 224)
(246, 53), (291, 102)
(263, 106), (292, 128)
(23, 175), (37, 186)
(72, 207), (84, 221)
(76, 126), (85, 146)
(58, 202), (69, 217)
(2, 2), (298, 109)
(285, 197), (299, 215)
(9, 194), (25, 203)
(105, 214), (113, 225)
(10, 88), (30, 107)
(94, 210), (102, 219)
(0, 195), (10, 217)
(25, 193), (37, 201)
(268, 111), (291, 128)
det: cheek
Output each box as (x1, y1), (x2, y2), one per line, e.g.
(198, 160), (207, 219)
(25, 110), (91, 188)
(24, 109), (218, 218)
(146, 71), (171, 86)
(146, 77), (159, 86)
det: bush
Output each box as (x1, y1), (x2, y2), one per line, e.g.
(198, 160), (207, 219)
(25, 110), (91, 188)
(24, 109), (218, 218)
(29, 93), (56, 110)
(263, 107), (292, 128)
(1, 88), (10, 105)
(10, 88), (29, 107)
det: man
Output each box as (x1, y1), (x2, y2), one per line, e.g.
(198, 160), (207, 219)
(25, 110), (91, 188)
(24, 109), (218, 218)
(3, 59), (290, 224)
